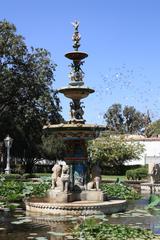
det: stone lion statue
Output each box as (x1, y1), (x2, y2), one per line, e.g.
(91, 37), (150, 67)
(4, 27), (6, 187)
(61, 165), (70, 192)
(51, 163), (62, 189)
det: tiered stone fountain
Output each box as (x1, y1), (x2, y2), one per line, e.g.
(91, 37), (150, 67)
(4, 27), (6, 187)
(26, 21), (127, 216)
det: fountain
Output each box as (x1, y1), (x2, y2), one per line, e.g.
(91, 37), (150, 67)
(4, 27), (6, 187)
(25, 21), (127, 216)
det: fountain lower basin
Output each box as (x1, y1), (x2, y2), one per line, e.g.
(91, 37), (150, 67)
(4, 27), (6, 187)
(25, 197), (127, 216)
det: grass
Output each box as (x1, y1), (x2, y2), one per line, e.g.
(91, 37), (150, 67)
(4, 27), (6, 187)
(3, 173), (126, 181)
(102, 175), (126, 181)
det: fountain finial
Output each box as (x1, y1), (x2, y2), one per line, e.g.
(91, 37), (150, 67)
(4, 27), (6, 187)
(72, 20), (81, 51)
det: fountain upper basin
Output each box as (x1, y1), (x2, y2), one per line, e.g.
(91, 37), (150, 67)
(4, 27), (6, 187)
(59, 86), (94, 100)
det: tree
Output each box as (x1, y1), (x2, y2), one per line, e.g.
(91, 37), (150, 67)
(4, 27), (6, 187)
(88, 134), (144, 171)
(104, 103), (151, 134)
(0, 20), (63, 171)
(41, 133), (65, 160)
(145, 119), (160, 137)
(104, 104), (123, 133)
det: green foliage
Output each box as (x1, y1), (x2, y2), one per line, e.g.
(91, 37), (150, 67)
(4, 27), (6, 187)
(0, 20), (63, 165)
(104, 103), (151, 134)
(88, 134), (144, 167)
(101, 182), (140, 200)
(126, 167), (148, 180)
(23, 180), (51, 198)
(0, 179), (24, 201)
(145, 119), (160, 137)
(73, 218), (159, 240)
(0, 174), (51, 203)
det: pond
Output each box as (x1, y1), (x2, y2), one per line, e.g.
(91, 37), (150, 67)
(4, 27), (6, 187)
(108, 197), (160, 235)
(0, 196), (160, 240)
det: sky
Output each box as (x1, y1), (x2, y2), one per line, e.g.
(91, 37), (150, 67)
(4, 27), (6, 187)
(1, 0), (160, 124)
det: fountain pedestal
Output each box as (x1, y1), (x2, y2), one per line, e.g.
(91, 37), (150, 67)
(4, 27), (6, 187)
(47, 189), (104, 203)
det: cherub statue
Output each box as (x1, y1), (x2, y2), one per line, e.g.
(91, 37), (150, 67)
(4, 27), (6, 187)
(70, 102), (76, 119)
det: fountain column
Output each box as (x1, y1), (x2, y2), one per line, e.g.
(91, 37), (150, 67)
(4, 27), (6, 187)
(59, 21), (95, 190)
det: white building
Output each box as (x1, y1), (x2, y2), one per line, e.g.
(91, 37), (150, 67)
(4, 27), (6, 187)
(125, 135), (160, 166)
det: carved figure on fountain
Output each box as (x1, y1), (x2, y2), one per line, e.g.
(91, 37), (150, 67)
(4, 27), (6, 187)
(70, 100), (85, 121)
(69, 61), (85, 83)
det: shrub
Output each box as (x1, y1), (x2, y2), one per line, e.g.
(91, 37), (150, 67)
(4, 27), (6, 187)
(135, 167), (148, 180)
(126, 167), (148, 180)
(126, 170), (135, 180)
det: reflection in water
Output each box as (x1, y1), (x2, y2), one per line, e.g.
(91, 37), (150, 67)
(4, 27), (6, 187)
(0, 197), (160, 239)
(30, 215), (75, 240)
(0, 210), (74, 240)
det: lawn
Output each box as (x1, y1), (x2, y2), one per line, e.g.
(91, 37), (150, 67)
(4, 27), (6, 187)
(102, 175), (126, 181)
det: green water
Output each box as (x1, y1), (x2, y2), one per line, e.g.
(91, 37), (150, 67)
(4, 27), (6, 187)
(0, 198), (160, 240)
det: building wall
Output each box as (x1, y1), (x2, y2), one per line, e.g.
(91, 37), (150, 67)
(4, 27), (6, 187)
(125, 137), (160, 166)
